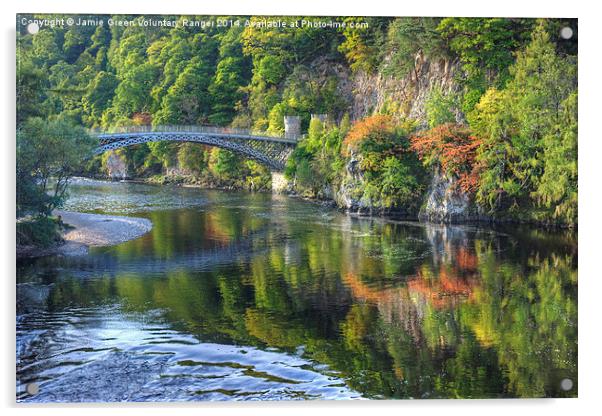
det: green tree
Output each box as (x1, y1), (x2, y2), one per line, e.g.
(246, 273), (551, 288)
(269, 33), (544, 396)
(147, 141), (177, 169)
(438, 18), (533, 113)
(437, 18), (532, 82)
(108, 30), (149, 77)
(17, 117), (95, 216)
(532, 91), (577, 224)
(209, 57), (247, 125)
(63, 27), (90, 64)
(382, 17), (446, 78)
(177, 143), (208, 173)
(82, 71), (119, 126)
(425, 86), (458, 128)
(338, 17), (388, 73)
(469, 22), (577, 225)
(154, 57), (213, 125)
(209, 148), (241, 180)
(378, 156), (421, 208)
(256, 55), (286, 85)
(285, 119), (346, 197)
(31, 29), (62, 67)
(16, 51), (48, 124)
(112, 63), (159, 117)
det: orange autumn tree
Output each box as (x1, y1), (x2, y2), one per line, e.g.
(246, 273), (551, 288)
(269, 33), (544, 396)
(343, 115), (400, 157)
(410, 123), (482, 194)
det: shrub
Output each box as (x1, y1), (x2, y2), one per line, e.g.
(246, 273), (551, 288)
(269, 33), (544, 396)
(343, 115), (427, 211)
(425, 86), (458, 128)
(410, 123), (482, 194)
(343, 115), (399, 157)
(16, 216), (63, 248)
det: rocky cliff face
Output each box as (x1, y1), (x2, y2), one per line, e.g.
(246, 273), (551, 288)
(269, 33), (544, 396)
(332, 166), (483, 222)
(344, 55), (479, 221)
(299, 54), (463, 127)
(351, 54), (463, 127)
(333, 156), (374, 214)
(419, 168), (481, 223)
(284, 55), (478, 222)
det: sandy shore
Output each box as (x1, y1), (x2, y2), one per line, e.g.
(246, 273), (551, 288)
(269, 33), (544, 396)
(51, 210), (152, 256)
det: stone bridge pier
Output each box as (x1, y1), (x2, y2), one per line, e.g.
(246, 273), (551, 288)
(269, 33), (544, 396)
(271, 171), (289, 193)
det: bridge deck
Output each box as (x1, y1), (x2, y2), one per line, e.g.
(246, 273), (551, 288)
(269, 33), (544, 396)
(89, 125), (303, 144)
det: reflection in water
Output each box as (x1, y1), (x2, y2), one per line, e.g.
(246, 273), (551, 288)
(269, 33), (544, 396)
(16, 180), (577, 401)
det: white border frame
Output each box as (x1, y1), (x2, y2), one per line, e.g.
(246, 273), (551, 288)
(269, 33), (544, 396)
(2, 1), (597, 415)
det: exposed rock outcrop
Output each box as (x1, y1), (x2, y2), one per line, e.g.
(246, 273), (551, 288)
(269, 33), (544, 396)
(301, 54), (463, 127)
(334, 156), (373, 214)
(105, 150), (128, 180)
(419, 168), (482, 223)
(351, 55), (463, 127)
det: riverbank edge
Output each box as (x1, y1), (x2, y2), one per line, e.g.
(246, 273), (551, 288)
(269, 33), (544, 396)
(16, 210), (153, 260)
(124, 174), (577, 231)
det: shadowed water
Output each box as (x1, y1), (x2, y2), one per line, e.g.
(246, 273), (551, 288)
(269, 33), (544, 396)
(16, 179), (577, 401)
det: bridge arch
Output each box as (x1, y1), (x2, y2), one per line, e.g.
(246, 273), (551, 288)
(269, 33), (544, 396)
(91, 125), (302, 171)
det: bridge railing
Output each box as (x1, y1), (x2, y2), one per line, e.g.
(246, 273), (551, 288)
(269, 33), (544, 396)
(88, 125), (305, 141)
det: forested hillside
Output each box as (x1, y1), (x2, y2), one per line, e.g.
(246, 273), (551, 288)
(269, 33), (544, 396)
(17, 15), (578, 226)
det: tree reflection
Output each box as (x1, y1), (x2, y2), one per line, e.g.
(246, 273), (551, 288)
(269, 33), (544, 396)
(26, 203), (577, 399)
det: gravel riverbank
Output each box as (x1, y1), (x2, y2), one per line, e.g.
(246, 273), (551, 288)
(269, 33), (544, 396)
(55, 210), (152, 256)
(17, 211), (153, 259)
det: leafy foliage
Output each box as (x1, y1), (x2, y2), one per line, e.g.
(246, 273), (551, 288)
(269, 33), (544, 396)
(411, 124), (482, 193)
(437, 18), (534, 113)
(112, 63), (159, 118)
(82, 71), (118, 126)
(209, 148), (241, 181)
(425, 86), (459, 128)
(154, 57), (213, 124)
(16, 216), (64, 248)
(381, 17), (447, 78)
(17, 117), (95, 217)
(285, 118), (345, 197)
(438, 18), (531, 81)
(342, 115), (427, 212)
(343, 115), (398, 157)
(338, 18), (388, 73)
(468, 22), (577, 224)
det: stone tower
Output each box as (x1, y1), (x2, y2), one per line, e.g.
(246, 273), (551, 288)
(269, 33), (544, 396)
(284, 116), (301, 140)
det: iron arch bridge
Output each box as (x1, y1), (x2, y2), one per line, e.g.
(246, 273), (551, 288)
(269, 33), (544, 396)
(90, 125), (302, 171)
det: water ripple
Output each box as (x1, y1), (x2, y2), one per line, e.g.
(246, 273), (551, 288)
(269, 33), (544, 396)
(17, 307), (361, 402)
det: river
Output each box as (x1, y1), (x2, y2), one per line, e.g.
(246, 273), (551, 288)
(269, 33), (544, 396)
(16, 178), (578, 401)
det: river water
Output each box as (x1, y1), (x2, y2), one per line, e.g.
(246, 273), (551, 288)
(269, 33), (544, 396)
(16, 178), (578, 401)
